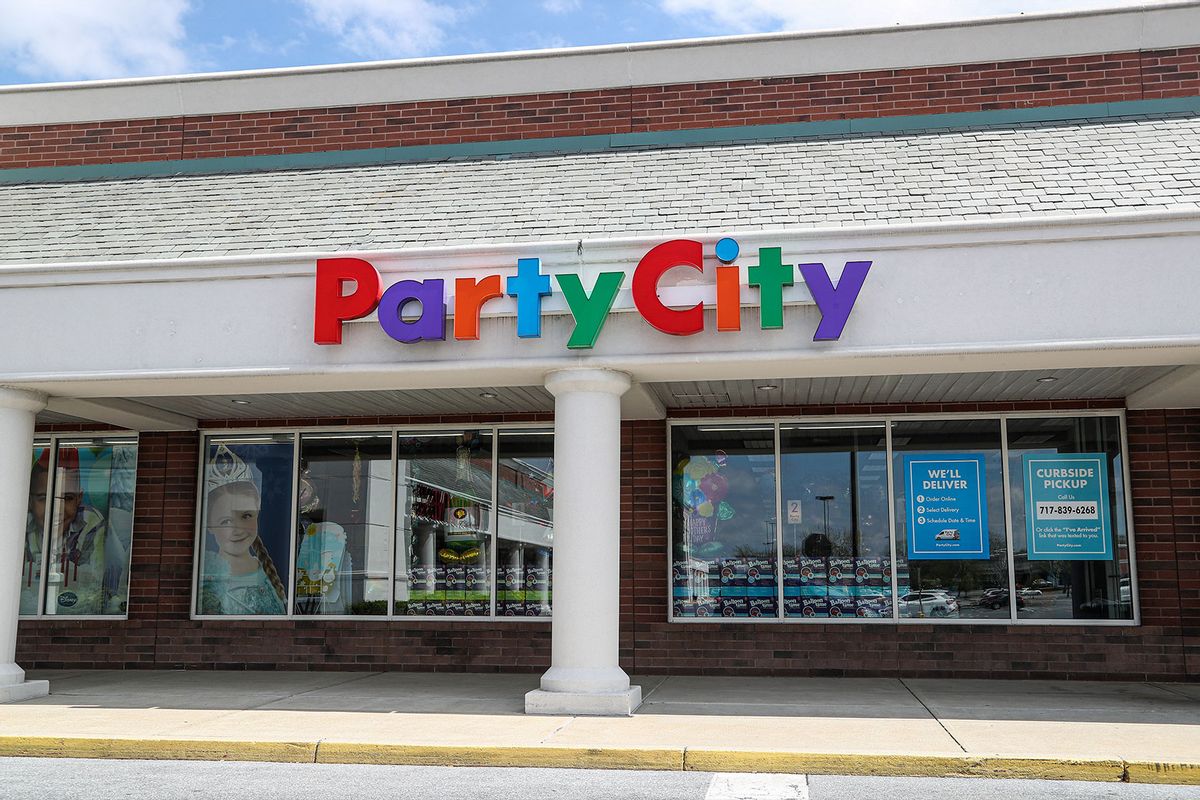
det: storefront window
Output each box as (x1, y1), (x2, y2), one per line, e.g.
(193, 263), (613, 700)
(41, 437), (138, 616)
(495, 430), (555, 617)
(294, 433), (392, 616)
(197, 434), (294, 616)
(1006, 416), (1133, 620)
(892, 419), (1010, 620)
(20, 441), (52, 616)
(780, 423), (890, 620)
(395, 430), (493, 616)
(671, 424), (777, 619)
(494, 431), (554, 618)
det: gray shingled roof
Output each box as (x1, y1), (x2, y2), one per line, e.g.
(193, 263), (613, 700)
(2, 113), (1198, 263)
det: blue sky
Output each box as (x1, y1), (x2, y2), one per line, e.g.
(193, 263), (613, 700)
(0, 0), (1170, 86)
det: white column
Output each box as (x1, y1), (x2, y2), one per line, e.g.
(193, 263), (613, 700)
(525, 368), (640, 716)
(0, 386), (49, 703)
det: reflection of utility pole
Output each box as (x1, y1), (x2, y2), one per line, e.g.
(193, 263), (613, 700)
(817, 495), (834, 542)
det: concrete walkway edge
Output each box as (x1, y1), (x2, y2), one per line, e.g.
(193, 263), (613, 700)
(0, 736), (1195, 785)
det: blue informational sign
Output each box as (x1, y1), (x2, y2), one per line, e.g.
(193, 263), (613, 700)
(1022, 453), (1113, 561)
(904, 453), (990, 561)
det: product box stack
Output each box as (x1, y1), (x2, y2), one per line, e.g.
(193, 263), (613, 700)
(406, 562), (492, 615)
(671, 557), (777, 617)
(496, 562), (552, 616)
(783, 555), (892, 618)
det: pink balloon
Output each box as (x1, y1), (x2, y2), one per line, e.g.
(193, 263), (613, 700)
(699, 472), (729, 503)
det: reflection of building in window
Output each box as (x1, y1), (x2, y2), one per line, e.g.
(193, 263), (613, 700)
(44, 444), (134, 617)
(685, 558), (709, 599)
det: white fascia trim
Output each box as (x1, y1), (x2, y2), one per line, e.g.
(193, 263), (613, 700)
(0, 2), (1197, 126)
(1, 207), (1198, 288)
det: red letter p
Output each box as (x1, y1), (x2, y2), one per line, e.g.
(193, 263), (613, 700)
(314, 258), (383, 345)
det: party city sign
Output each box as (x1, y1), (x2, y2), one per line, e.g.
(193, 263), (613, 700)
(313, 238), (871, 349)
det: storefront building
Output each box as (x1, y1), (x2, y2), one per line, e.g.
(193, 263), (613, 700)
(2, 4), (1199, 712)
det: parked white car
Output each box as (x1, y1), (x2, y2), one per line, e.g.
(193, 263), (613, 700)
(896, 591), (959, 617)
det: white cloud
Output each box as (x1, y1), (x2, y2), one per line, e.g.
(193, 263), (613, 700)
(0, 0), (189, 81)
(300, 0), (462, 59)
(660, 0), (1172, 34)
(542, 0), (582, 13)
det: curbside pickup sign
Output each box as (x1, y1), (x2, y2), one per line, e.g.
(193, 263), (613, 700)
(1022, 453), (1113, 561)
(904, 453), (990, 561)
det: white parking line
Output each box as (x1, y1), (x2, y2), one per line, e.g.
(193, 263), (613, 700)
(704, 773), (809, 800)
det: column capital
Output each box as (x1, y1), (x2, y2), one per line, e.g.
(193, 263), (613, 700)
(544, 368), (631, 398)
(0, 387), (47, 414)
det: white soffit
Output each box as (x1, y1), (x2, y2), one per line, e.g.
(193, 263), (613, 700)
(650, 367), (1175, 409)
(34, 367), (1172, 426)
(0, 3), (1198, 126)
(120, 386), (556, 423)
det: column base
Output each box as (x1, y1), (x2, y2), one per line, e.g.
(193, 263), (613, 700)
(0, 680), (48, 704)
(524, 685), (642, 716)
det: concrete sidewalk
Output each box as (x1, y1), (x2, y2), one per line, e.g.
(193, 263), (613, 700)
(0, 670), (1196, 784)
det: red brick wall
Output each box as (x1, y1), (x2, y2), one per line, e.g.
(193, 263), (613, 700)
(1161, 411), (1200, 677)
(16, 405), (1200, 680)
(3, 48), (1198, 170)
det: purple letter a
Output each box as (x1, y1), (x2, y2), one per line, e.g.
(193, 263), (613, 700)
(378, 279), (447, 343)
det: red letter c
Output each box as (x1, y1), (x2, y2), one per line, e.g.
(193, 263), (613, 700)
(632, 239), (704, 336)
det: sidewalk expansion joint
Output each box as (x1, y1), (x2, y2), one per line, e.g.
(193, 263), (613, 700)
(638, 676), (670, 705)
(1149, 682), (1196, 701)
(540, 716), (577, 744)
(256, 671), (380, 711)
(898, 678), (967, 754)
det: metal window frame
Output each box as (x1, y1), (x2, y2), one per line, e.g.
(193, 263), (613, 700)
(190, 422), (554, 623)
(666, 409), (1140, 627)
(18, 431), (140, 621)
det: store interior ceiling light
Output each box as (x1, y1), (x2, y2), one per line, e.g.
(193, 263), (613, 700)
(1036, 376), (1058, 383)
(756, 384), (779, 391)
(305, 433), (390, 441)
(479, 392), (498, 399)
(231, 399), (252, 404)
(695, 426), (774, 432)
(781, 423), (886, 431)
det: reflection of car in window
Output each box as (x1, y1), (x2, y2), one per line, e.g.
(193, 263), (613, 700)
(977, 587), (1024, 610)
(897, 591), (959, 617)
(935, 528), (960, 541)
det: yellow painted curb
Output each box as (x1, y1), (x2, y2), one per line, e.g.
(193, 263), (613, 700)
(683, 750), (1126, 782)
(316, 742), (684, 771)
(0, 735), (1195, 784)
(1125, 761), (1200, 785)
(0, 736), (316, 763)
